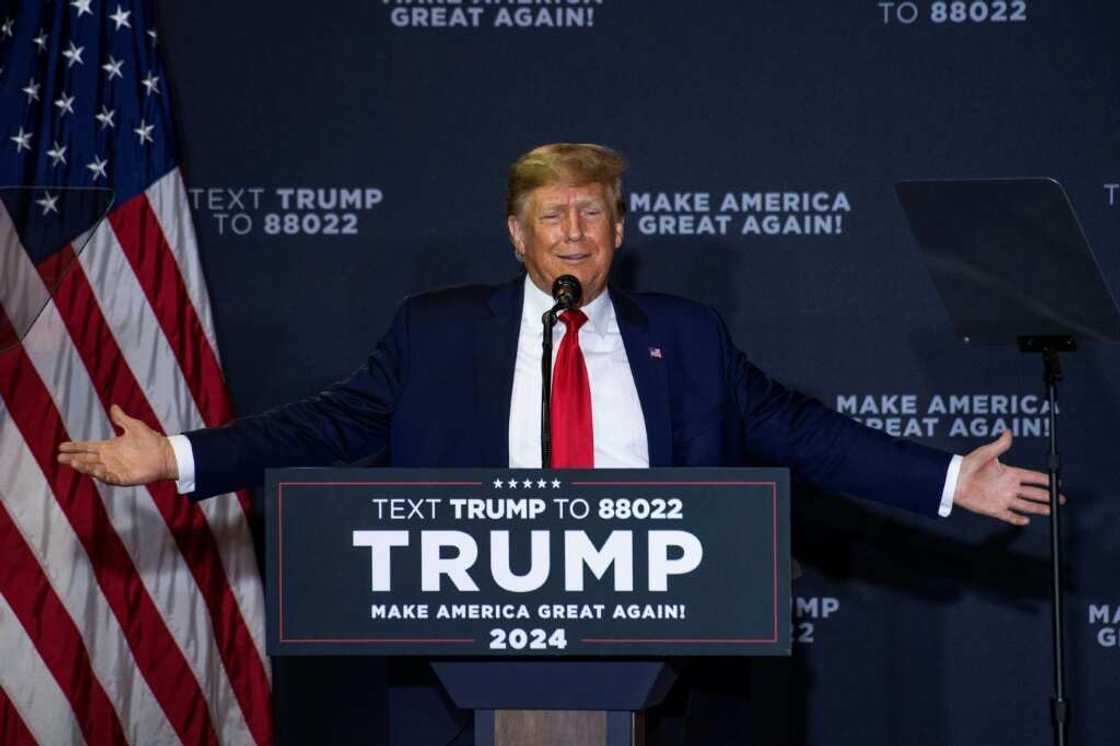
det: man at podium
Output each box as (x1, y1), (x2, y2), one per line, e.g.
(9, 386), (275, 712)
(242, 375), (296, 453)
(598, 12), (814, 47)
(58, 142), (1060, 743)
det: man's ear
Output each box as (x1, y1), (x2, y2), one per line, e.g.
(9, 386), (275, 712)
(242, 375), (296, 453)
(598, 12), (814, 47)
(507, 214), (525, 257)
(614, 218), (624, 249)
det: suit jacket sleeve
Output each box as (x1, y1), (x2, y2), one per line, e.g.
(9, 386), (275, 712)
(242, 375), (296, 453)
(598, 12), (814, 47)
(715, 311), (951, 516)
(183, 300), (411, 500)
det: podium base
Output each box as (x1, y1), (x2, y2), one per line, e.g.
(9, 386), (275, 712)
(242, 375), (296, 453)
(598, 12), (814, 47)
(475, 710), (644, 746)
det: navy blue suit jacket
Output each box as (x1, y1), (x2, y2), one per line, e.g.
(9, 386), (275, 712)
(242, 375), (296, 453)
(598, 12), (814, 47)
(187, 276), (950, 514)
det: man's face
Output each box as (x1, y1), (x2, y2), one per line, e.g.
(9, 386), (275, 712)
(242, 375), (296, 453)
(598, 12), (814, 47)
(507, 182), (623, 305)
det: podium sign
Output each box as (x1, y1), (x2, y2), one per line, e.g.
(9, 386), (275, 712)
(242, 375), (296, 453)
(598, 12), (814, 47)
(266, 468), (790, 657)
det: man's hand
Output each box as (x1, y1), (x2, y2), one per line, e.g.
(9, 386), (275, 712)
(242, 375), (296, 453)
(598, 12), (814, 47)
(57, 404), (178, 486)
(953, 430), (1065, 526)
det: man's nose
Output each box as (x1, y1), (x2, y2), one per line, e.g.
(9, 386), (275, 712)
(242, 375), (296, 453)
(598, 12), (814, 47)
(564, 209), (584, 241)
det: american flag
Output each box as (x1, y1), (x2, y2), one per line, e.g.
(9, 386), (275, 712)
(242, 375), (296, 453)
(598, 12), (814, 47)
(0, 1), (272, 744)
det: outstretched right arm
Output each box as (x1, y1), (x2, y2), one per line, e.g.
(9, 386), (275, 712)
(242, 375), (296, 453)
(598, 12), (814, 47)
(59, 300), (410, 500)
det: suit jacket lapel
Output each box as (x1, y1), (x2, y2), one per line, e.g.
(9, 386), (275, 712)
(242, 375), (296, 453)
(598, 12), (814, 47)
(611, 287), (672, 467)
(474, 276), (524, 467)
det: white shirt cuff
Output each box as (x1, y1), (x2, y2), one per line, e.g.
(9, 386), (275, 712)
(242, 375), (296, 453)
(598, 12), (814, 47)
(167, 434), (196, 494)
(938, 454), (963, 517)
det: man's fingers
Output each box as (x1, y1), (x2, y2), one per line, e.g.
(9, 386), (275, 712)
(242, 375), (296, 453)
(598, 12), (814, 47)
(66, 451), (107, 467)
(1015, 467), (1052, 487)
(1017, 485), (1052, 503)
(1011, 472), (1068, 505)
(976, 430), (1013, 459)
(58, 440), (108, 453)
(998, 510), (1030, 526)
(58, 453), (101, 475)
(1011, 498), (1051, 516)
(60, 450), (92, 464)
(109, 404), (137, 434)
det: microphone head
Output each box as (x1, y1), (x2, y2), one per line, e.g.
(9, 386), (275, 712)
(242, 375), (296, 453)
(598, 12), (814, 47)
(552, 275), (583, 309)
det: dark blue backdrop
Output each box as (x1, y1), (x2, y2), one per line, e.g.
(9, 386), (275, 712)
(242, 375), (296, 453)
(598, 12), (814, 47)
(158, 1), (1120, 743)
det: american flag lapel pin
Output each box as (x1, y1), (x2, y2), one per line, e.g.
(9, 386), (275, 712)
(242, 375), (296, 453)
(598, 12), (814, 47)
(649, 346), (662, 359)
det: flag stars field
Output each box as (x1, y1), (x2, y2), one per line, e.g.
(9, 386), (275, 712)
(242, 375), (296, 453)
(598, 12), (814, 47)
(55, 93), (76, 117)
(47, 142), (67, 167)
(103, 56), (124, 80)
(96, 106), (115, 129)
(110, 6), (132, 30)
(22, 78), (40, 103)
(35, 192), (59, 216)
(134, 119), (154, 145)
(10, 127), (32, 153)
(62, 41), (84, 67)
(141, 71), (160, 95)
(86, 155), (108, 180)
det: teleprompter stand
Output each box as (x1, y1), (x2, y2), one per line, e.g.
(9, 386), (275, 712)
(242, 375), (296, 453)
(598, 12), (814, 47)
(897, 178), (1120, 746)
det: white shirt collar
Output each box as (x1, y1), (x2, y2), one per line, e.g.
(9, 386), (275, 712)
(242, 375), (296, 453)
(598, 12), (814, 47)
(521, 275), (613, 337)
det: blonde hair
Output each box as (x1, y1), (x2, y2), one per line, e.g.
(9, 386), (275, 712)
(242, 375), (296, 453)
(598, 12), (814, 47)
(506, 143), (627, 221)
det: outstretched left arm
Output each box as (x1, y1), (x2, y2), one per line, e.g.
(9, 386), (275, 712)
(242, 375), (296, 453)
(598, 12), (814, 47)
(952, 430), (1066, 526)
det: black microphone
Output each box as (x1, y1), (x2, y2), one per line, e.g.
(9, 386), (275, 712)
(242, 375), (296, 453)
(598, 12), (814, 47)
(551, 275), (582, 310)
(540, 275), (582, 468)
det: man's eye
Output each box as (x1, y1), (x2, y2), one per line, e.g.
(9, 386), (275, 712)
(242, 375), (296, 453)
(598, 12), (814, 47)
(541, 213), (560, 221)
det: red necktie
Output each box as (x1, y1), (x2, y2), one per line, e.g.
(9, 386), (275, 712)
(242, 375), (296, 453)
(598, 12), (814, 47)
(551, 309), (593, 467)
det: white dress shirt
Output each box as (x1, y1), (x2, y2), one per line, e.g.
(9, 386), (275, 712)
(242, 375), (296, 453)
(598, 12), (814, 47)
(508, 278), (649, 469)
(171, 276), (959, 515)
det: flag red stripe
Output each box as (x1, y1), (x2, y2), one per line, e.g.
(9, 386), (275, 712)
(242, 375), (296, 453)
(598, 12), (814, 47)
(0, 309), (15, 352)
(47, 254), (273, 745)
(107, 193), (234, 427)
(34, 244), (78, 296)
(0, 627), (74, 746)
(108, 193), (252, 518)
(0, 438), (127, 744)
(0, 319), (221, 746)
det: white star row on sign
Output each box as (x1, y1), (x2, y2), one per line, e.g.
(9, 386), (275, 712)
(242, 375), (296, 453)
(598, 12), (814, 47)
(134, 119), (154, 145)
(102, 56), (124, 80)
(33, 30), (47, 52)
(47, 141), (67, 167)
(36, 192), (59, 216)
(22, 78), (40, 103)
(87, 155), (108, 181)
(10, 127), (32, 153)
(96, 106), (115, 129)
(110, 5), (131, 30)
(62, 41), (84, 67)
(492, 477), (563, 489)
(71, 0), (93, 18)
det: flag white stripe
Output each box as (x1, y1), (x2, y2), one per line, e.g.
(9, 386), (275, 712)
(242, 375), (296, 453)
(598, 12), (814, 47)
(0, 203), (50, 342)
(146, 169), (221, 362)
(76, 221), (200, 430)
(93, 200), (270, 671)
(0, 592), (87, 746)
(0, 402), (176, 746)
(10, 245), (255, 746)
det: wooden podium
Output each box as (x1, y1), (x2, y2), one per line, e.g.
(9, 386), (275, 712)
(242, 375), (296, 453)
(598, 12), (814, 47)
(266, 467), (791, 745)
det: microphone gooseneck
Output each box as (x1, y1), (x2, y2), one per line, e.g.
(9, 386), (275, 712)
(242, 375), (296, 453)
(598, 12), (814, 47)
(541, 275), (581, 468)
